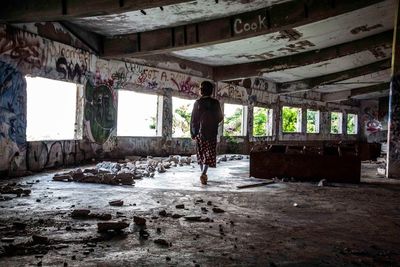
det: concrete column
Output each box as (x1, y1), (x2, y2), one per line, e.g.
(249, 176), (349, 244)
(387, 0), (400, 178)
(247, 104), (254, 139)
(274, 101), (281, 142)
(160, 93), (173, 139)
(301, 107), (307, 134)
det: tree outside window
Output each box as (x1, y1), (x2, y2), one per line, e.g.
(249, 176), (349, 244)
(253, 107), (273, 136)
(331, 112), (343, 134)
(172, 97), (194, 138)
(224, 104), (244, 136)
(347, 113), (358, 134)
(282, 106), (301, 133)
(307, 109), (320, 133)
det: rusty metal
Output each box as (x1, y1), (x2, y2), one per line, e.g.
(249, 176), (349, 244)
(250, 144), (361, 183)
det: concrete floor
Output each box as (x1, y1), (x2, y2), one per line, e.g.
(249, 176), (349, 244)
(1, 156), (400, 266)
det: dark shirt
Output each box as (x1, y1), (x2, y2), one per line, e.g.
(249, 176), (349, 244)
(190, 96), (223, 140)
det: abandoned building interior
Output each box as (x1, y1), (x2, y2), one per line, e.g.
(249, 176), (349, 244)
(1, 0), (400, 266)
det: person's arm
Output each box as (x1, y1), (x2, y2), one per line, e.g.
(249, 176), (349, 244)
(216, 100), (224, 124)
(190, 100), (200, 139)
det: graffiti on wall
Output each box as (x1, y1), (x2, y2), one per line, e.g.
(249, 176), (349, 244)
(84, 81), (117, 144)
(0, 61), (26, 172)
(362, 103), (382, 136)
(217, 82), (248, 101)
(95, 60), (202, 95)
(0, 26), (44, 70)
(0, 25), (92, 84)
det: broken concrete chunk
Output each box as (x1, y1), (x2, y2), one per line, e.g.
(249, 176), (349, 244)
(139, 229), (150, 239)
(53, 174), (73, 182)
(71, 209), (91, 218)
(97, 221), (129, 232)
(116, 172), (135, 185)
(175, 204), (185, 209)
(13, 222), (27, 230)
(32, 235), (49, 244)
(156, 163), (166, 173)
(109, 200), (124, 206)
(184, 216), (210, 222)
(212, 207), (225, 213)
(158, 210), (167, 217)
(154, 239), (169, 247)
(91, 213), (112, 221)
(133, 216), (146, 226)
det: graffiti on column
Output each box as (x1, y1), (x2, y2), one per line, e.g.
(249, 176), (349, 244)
(389, 74), (400, 160)
(84, 81), (117, 144)
(362, 106), (382, 136)
(0, 61), (26, 171)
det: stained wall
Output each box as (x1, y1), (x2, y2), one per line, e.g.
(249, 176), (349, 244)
(0, 23), (363, 176)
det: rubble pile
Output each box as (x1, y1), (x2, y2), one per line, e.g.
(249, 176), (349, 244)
(0, 183), (31, 201)
(52, 154), (245, 185)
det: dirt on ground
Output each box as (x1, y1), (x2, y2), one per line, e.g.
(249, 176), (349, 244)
(0, 158), (399, 266)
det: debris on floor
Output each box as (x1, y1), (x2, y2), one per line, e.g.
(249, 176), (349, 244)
(52, 154), (246, 186)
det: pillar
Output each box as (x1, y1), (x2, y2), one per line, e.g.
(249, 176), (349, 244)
(387, 0), (400, 178)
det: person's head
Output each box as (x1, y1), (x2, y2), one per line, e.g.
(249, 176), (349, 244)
(200, 81), (214, 96)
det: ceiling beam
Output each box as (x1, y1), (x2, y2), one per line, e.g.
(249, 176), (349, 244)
(0, 0), (192, 22)
(277, 59), (391, 92)
(214, 30), (393, 81)
(60, 21), (103, 54)
(102, 0), (385, 58)
(322, 83), (390, 102)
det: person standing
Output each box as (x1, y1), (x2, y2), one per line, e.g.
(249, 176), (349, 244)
(190, 81), (223, 185)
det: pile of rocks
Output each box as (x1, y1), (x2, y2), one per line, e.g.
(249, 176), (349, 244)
(52, 155), (195, 185)
(52, 154), (245, 185)
(217, 154), (245, 163)
(0, 183), (31, 201)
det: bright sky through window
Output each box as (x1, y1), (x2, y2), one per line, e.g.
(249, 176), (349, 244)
(26, 76), (77, 141)
(117, 90), (158, 136)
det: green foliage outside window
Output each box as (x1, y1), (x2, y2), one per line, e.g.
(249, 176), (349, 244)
(282, 106), (300, 132)
(307, 110), (319, 133)
(173, 104), (192, 137)
(253, 107), (267, 136)
(347, 114), (357, 134)
(148, 116), (156, 130)
(224, 107), (243, 136)
(331, 112), (342, 134)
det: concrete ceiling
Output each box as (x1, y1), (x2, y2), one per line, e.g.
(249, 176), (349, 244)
(70, 0), (291, 36)
(171, 1), (394, 66)
(1, 0), (396, 102)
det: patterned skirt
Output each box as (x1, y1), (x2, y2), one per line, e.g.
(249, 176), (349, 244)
(195, 136), (217, 168)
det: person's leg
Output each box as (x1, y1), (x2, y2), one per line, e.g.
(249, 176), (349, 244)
(202, 164), (208, 175)
(199, 162), (204, 172)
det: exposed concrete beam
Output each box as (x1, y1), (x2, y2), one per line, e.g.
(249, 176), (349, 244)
(214, 30), (393, 81)
(277, 59), (391, 92)
(126, 54), (214, 79)
(322, 82), (390, 102)
(102, 0), (385, 58)
(0, 0), (192, 22)
(60, 21), (103, 54)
